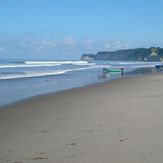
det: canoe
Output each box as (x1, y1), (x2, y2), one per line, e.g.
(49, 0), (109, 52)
(103, 67), (123, 73)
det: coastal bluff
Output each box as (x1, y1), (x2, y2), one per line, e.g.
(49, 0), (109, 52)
(81, 47), (163, 62)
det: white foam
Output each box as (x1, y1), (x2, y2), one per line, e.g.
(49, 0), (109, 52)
(0, 60), (95, 69)
(0, 70), (67, 80)
(25, 60), (94, 66)
(0, 65), (101, 80)
(0, 60), (158, 80)
(25, 60), (85, 64)
(120, 64), (156, 68)
(0, 63), (61, 68)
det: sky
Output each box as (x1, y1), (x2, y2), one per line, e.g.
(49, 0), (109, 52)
(0, 0), (163, 60)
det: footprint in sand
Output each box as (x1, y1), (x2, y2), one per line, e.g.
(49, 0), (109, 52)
(32, 157), (48, 160)
(119, 138), (130, 142)
(22, 154), (48, 161)
(65, 142), (77, 148)
(98, 124), (103, 127)
(40, 152), (45, 154)
(83, 129), (93, 133)
(40, 130), (48, 133)
(69, 143), (76, 146)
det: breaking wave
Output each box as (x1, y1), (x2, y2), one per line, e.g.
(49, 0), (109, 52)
(0, 66), (101, 80)
(0, 60), (95, 69)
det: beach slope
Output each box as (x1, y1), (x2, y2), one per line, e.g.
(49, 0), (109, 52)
(1, 74), (163, 163)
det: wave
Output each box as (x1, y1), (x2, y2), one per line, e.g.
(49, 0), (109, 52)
(0, 65), (101, 80)
(117, 62), (158, 65)
(115, 65), (156, 68)
(25, 60), (92, 65)
(0, 60), (158, 80)
(0, 64), (157, 80)
(0, 63), (62, 68)
(0, 60), (95, 69)
(0, 70), (67, 80)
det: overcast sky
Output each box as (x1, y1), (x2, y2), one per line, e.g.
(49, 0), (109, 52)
(0, 0), (163, 60)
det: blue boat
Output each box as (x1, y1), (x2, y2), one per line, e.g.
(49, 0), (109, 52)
(155, 64), (163, 68)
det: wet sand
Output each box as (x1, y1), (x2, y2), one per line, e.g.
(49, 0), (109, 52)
(1, 74), (163, 163)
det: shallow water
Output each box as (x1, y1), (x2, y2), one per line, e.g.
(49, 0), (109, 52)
(0, 59), (159, 106)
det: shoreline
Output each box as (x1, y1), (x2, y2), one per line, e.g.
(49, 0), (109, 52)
(0, 70), (159, 109)
(0, 72), (151, 108)
(1, 73), (163, 162)
(0, 65), (158, 107)
(0, 73), (120, 108)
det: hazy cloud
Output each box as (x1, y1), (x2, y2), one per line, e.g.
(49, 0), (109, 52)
(25, 39), (56, 52)
(63, 37), (76, 46)
(82, 40), (93, 49)
(0, 38), (57, 54)
(104, 40), (130, 50)
(0, 47), (4, 52)
(104, 42), (111, 49)
(0, 36), (130, 57)
(0, 36), (78, 55)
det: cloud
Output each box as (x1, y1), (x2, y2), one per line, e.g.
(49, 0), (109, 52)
(123, 43), (130, 49)
(115, 40), (122, 48)
(104, 40), (130, 50)
(82, 40), (93, 49)
(63, 37), (76, 46)
(0, 38), (57, 54)
(0, 36), (78, 55)
(104, 42), (111, 49)
(0, 36), (131, 57)
(0, 47), (4, 52)
(25, 39), (56, 52)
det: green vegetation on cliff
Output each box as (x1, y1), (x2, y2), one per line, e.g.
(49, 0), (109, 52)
(81, 47), (163, 61)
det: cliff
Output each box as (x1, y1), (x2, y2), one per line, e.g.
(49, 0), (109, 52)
(81, 47), (163, 62)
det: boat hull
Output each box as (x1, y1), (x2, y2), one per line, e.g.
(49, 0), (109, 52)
(103, 67), (122, 73)
(155, 64), (163, 68)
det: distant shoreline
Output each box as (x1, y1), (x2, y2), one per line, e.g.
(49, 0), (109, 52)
(0, 69), (160, 109)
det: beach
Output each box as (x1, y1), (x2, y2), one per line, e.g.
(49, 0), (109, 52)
(1, 73), (163, 163)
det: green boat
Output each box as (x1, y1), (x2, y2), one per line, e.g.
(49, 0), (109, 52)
(103, 67), (123, 73)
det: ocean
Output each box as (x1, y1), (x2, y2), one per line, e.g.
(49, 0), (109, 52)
(0, 59), (159, 106)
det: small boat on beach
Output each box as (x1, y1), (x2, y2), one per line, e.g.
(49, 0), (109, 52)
(155, 64), (163, 69)
(103, 67), (123, 73)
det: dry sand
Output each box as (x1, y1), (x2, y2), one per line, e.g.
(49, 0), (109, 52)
(1, 74), (163, 163)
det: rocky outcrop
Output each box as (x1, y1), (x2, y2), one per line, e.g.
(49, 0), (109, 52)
(81, 47), (163, 61)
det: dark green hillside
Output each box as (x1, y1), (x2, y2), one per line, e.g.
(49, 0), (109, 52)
(81, 47), (163, 62)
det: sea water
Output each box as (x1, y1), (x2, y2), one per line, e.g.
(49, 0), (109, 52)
(0, 59), (159, 106)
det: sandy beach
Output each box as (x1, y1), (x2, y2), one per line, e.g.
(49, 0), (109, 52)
(1, 73), (163, 163)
